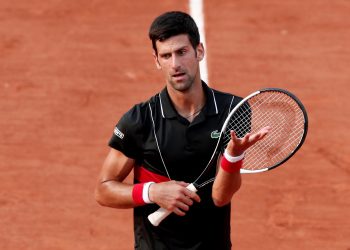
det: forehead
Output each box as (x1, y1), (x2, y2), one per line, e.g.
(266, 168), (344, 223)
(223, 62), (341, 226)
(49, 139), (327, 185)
(155, 34), (192, 54)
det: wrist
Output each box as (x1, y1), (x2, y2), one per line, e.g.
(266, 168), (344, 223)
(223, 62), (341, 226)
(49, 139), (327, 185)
(132, 182), (155, 206)
(224, 149), (245, 163)
(220, 149), (244, 173)
(142, 182), (154, 204)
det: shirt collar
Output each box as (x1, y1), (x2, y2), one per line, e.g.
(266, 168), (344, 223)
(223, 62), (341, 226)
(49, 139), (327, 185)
(158, 81), (219, 119)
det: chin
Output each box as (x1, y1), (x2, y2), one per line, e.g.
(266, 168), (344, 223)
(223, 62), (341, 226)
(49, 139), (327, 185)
(170, 79), (194, 92)
(173, 83), (192, 92)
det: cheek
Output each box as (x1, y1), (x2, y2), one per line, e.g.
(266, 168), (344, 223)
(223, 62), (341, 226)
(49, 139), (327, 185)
(186, 60), (198, 73)
(159, 63), (170, 73)
(159, 65), (172, 78)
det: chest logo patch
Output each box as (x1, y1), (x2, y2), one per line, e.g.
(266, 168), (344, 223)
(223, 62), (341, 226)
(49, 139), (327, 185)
(210, 130), (221, 139)
(114, 127), (124, 139)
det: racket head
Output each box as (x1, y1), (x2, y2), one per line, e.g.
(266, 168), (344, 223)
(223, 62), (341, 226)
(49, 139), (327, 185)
(221, 88), (308, 173)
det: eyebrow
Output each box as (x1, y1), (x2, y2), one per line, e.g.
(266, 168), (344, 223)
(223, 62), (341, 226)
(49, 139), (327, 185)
(158, 45), (188, 57)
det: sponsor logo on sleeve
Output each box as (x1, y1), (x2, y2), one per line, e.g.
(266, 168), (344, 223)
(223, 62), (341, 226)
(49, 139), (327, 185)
(114, 127), (124, 139)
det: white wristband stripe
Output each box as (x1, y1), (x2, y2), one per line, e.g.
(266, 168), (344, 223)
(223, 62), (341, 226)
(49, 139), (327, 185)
(142, 182), (155, 204)
(224, 149), (245, 163)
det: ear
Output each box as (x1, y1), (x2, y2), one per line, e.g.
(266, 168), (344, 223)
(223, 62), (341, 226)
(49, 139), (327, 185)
(196, 43), (205, 62)
(153, 52), (161, 70)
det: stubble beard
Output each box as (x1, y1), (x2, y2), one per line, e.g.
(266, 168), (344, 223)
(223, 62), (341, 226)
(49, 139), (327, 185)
(168, 73), (196, 93)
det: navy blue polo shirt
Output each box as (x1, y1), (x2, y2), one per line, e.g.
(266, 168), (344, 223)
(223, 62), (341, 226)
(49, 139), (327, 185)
(109, 82), (242, 250)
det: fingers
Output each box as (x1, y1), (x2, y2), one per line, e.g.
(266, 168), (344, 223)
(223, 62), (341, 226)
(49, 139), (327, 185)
(173, 181), (201, 203)
(173, 208), (186, 216)
(250, 126), (271, 142)
(183, 188), (201, 203)
(259, 126), (271, 137)
(230, 130), (239, 142)
(176, 181), (190, 187)
(227, 127), (270, 156)
(174, 191), (201, 216)
(158, 181), (200, 216)
(246, 132), (261, 143)
(232, 126), (270, 143)
(241, 132), (251, 144)
(170, 191), (199, 216)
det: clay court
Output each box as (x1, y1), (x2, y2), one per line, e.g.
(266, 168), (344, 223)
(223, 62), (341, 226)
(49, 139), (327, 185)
(1, 1), (349, 249)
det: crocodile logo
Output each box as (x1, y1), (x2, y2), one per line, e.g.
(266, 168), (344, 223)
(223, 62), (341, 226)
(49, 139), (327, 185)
(210, 130), (221, 139)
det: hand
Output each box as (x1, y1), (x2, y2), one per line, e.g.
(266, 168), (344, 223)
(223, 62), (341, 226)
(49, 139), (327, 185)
(226, 126), (270, 156)
(148, 181), (201, 216)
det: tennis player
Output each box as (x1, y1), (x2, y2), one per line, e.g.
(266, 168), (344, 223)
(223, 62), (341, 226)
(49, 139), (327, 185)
(95, 11), (268, 250)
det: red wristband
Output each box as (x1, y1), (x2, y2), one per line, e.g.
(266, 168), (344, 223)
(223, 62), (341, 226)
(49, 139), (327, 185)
(220, 155), (243, 173)
(132, 183), (146, 206)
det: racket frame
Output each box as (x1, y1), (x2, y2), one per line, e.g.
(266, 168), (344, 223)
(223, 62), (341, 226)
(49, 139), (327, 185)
(236, 88), (308, 173)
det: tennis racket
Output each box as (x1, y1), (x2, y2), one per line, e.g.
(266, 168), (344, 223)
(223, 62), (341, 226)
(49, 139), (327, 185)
(148, 88), (308, 226)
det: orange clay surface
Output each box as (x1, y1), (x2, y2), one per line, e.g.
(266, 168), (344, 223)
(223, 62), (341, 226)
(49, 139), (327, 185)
(0, 1), (349, 249)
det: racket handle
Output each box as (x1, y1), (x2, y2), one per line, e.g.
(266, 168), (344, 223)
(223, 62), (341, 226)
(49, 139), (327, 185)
(147, 207), (172, 226)
(148, 183), (198, 226)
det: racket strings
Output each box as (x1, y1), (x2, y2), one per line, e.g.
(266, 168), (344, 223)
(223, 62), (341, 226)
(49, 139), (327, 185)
(222, 92), (284, 145)
(246, 97), (303, 169)
(224, 91), (305, 170)
(248, 95), (304, 169)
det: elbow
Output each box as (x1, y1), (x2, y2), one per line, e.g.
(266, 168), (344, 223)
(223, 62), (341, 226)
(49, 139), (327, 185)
(94, 185), (108, 207)
(212, 198), (230, 207)
(94, 188), (104, 206)
(94, 182), (126, 208)
(213, 197), (231, 207)
(212, 180), (242, 207)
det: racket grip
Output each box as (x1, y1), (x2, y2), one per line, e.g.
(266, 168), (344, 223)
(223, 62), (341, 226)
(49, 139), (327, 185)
(148, 207), (172, 226)
(147, 183), (198, 226)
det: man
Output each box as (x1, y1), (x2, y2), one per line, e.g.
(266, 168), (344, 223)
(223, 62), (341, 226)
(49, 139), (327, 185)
(95, 11), (268, 249)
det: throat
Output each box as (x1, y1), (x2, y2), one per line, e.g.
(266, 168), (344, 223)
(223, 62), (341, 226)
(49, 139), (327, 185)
(180, 105), (204, 122)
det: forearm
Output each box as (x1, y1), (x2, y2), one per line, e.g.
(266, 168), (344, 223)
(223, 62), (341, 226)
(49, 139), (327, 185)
(211, 126), (269, 206)
(95, 180), (135, 209)
(212, 168), (241, 207)
(95, 149), (138, 208)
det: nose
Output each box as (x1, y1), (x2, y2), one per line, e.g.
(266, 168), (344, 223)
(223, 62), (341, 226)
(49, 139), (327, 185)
(171, 54), (181, 70)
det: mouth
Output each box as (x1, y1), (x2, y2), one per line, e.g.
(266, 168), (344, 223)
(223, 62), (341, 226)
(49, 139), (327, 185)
(172, 72), (186, 77)
(172, 72), (187, 82)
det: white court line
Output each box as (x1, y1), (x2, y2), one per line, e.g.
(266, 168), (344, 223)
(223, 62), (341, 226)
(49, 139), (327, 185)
(189, 0), (209, 85)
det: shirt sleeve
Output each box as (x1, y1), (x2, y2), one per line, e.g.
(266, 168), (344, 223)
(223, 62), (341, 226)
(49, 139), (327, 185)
(108, 105), (144, 161)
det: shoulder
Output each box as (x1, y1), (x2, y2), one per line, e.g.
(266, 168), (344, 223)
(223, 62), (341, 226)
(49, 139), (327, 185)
(123, 93), (159, 119)
(118, 92), (161, 131)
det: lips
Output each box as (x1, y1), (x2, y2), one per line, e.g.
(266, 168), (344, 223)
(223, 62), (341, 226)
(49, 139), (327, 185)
(172, 72), (185, 77)
(172, 72), (187, 81)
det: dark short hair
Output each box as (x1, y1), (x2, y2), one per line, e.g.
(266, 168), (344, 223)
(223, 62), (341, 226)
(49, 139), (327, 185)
(149, 11), (200, 54)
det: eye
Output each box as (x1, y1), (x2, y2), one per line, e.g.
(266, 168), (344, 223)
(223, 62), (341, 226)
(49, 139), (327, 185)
(178, 49), (187, 56)
(160, 53), (171, 59)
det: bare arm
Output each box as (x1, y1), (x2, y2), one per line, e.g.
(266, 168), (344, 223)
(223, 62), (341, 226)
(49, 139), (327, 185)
(212, 159), (242, 207)
(95, 148), (201, 214)
(95, 148), (136, 208)
(212, 127), (270, 207)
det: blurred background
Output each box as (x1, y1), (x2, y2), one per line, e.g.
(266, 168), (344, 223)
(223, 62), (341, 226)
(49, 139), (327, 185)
(0, 1), (349, 249)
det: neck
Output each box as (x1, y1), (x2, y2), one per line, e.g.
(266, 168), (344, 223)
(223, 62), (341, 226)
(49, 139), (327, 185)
(167, 80), (206, 121)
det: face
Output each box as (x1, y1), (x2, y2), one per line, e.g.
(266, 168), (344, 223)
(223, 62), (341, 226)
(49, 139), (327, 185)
(153, 34), (204, 92)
